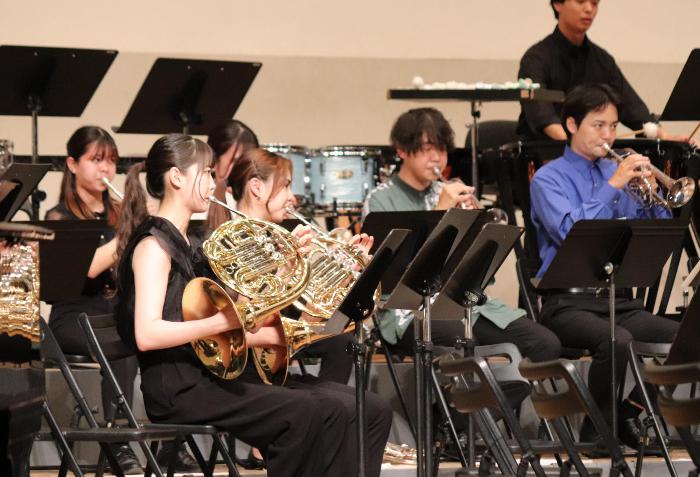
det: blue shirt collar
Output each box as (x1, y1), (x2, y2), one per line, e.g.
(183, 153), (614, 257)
(562, 145), (604, 176)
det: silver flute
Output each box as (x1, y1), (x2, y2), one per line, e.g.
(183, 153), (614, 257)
(101, 177), (123, 200)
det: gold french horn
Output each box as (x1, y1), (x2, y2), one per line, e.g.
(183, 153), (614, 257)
(181, 196), (311, 382)
(285, 206), (377, 319)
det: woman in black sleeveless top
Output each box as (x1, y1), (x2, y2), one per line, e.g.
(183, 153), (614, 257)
(45, 127), (142, 474)
(116, 134), (382, 477)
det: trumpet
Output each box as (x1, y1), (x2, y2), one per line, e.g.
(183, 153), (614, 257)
(603, 143), (695, 209)
(431, 166), (509, 223)
(432, 166), (477, 210)
(101, 176), (123, 200)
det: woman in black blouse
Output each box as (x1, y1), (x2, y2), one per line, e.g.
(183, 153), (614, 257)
(45, 126), (149, 474)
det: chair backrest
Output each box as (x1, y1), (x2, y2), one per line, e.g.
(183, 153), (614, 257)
(439, 350), (536, 465)
(464, 120), (519, 193)
(464, 120), (519, 152)
(77, 313), (141, 428)
(473, 342), (529, 386)
(518, 358), (630, 466)
(515, 257), (542, 322)
(518, 358), (585, 420)
(644, 361), (700, 427)
(439, 353), (501, 414)
(39, 319), (102, 429)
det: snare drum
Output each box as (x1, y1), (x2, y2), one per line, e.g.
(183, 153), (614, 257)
(0, 140), (13, 175)
(262, 144), (310, 199)
(309, 146), (380, 209)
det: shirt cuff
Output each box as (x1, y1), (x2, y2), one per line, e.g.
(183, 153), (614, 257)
(597, 182), (622, 207)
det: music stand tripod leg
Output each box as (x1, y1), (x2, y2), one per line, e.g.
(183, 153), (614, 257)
(414, 295), (437, 477)
(430, 365), (468, 468)
(453, 304), (479, 471)
(351, 321), (369, 477)
(367, 315), (418, 441)
(605, 262), (618, 440)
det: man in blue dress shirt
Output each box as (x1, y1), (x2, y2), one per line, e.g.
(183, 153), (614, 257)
(530, 84), (678, 450)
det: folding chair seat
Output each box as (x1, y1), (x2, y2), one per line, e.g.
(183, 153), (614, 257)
(519, 358), (634, 477)
(77, 312), (242, 477)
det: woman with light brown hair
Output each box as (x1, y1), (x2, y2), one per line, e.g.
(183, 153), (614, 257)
(221, 147), (390, 477)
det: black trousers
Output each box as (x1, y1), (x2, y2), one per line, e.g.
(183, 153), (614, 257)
(159, 371), (392, 477)
(49, 310), (138, 422)
(541, 294), (679, 425)
(394, 315), (562, 363)
(294, 333), (354, 384)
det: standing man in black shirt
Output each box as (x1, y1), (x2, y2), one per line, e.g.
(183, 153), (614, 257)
(517, 0), (692, 143)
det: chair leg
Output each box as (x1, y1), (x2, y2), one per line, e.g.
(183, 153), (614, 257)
(43, 403), (85, 477)
(140, 439), (165, 477)
(627, 346), (678, 477)
(184, 435), (213, 477)
(207, 434), (219, 472)
(212, 433), (242, 477)
(550, 418), (590, 477)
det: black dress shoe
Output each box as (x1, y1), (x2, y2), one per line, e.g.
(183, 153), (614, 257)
(235, 448), (266, 470)
(156, 440), (201, 473)
(618, 417), (665, 457)
(106, 443), (143, 475)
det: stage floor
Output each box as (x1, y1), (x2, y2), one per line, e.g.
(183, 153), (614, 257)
(30, 450), (695, 476)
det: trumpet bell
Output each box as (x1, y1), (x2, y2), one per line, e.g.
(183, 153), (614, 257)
(182, 278), (247, 380)
(667, 177), (696, 208)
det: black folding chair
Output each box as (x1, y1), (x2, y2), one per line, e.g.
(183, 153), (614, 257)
(644, 361), (700, 477)
(77, 312), (242, 477)
(519, 358), (634, 477)
(440, 345), (546, 477)
(40, 319), (176, 477)
(626, 341), (678, 477)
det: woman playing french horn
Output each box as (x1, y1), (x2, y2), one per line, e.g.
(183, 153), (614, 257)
(215, 147), (376, 385)
(115, 134), (391, 477)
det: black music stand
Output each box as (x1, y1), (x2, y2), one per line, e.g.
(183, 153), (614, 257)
(660, 49), (700, 122)
(362, 210), (446, 294)
(382, 209), (482, 477)
(324, 228), (410, 477)
(0, 163), (51, 220)
(24, 220), (105, 303)
(431, 223), (524, 474)
(537, 219), (687, 439)
(116, 58), (261, 135)
(0, 45), (117, 219)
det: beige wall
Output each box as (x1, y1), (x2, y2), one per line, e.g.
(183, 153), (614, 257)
(3, 0), (697, 309)
(1, 0), (698, 155)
